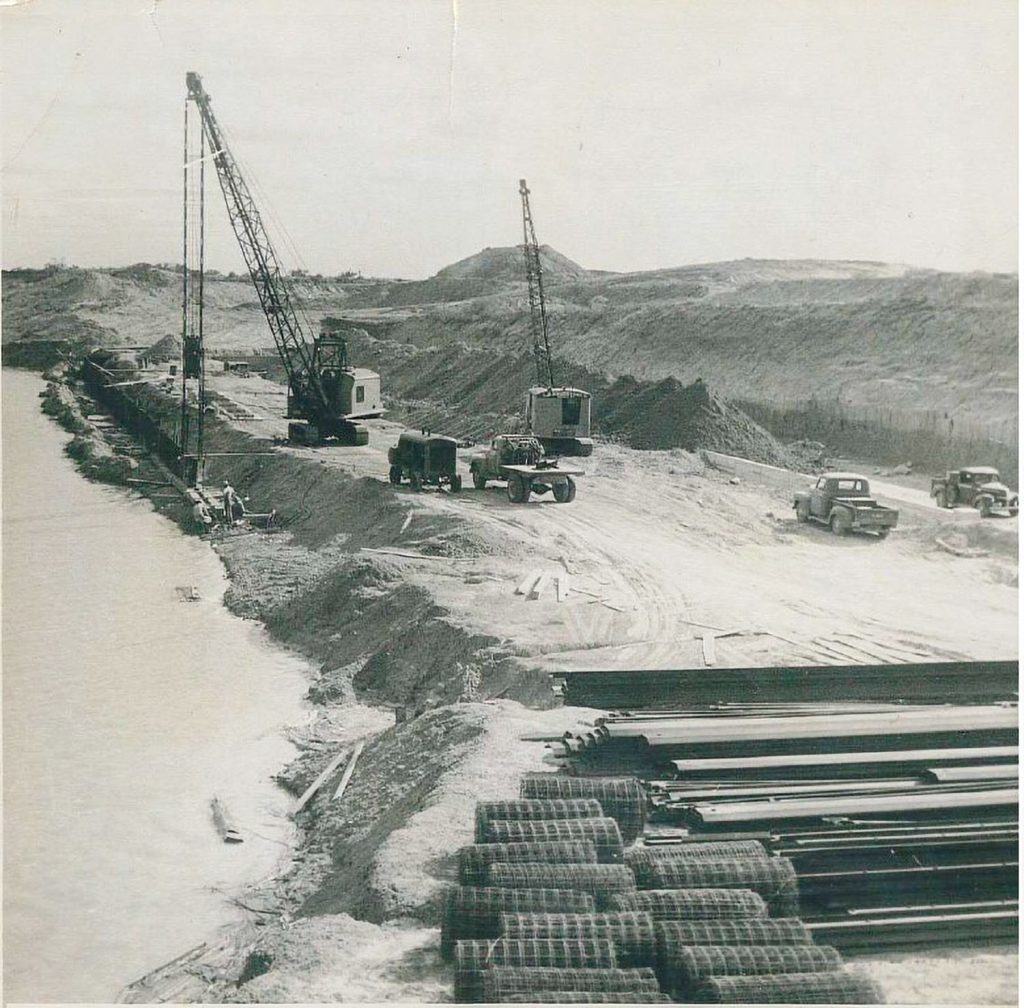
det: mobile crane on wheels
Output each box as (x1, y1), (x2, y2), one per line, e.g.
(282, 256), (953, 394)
(185, 72), (382, 447)
(519, 178), (593, 458)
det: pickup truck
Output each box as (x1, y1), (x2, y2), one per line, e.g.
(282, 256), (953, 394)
(931, 467), (1019, 517)
(469, 434), (583, 504)
(793, 472), (899, 538)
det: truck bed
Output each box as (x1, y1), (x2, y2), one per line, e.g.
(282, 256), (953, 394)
(501, 463), (585, 477)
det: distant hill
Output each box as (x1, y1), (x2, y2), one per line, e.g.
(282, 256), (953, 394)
(434, 244), (589, 283)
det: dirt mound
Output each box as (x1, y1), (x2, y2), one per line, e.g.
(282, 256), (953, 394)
(334, 328), (796, 465)
(147, 333), (182, 361)
(598, 376), (797, 466)
(435, 244), (588, 283)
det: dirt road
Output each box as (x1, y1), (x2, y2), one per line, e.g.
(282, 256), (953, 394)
(209, 373), (1018, 673)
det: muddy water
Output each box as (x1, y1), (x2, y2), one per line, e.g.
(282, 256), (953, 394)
(2, 369), (311, 1002)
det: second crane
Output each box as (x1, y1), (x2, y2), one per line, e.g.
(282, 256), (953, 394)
(519, 179), (594, 458)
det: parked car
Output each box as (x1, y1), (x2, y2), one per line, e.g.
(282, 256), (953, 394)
(388, 431), (462, 492)
(793, 472), (899, 538)
(931, 467), (1018, 517)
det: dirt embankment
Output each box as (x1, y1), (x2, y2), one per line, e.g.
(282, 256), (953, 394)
(254, 327), (805, 469)
(39, 367), (139, 484)
(33, 363), (1021, 1004)
(7, 254), (1016, 467)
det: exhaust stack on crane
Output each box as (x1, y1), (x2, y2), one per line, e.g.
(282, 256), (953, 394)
(184, 72), (382, 446)
(518, 178), (594, 458)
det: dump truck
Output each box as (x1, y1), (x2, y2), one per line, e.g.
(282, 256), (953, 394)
(793, 472), (899, 537)
(469, 434), (583, 503)
(931, 467), (1019, 517)
(388, 431), (462, 492)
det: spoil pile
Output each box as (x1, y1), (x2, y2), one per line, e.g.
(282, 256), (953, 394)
(597, 377), (795, 465)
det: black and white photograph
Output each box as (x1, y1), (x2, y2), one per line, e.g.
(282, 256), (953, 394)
(2, 1), (1018, 1004)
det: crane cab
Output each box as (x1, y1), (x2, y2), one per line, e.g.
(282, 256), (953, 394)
(526, 386), (593, 457)
(316, 367), (383, 419)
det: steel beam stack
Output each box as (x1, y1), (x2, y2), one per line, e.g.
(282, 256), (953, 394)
(557, 661), (1018, 709)
(547, 692), (1018, 955)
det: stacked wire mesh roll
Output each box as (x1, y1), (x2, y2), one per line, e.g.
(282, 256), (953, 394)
(443, 773), (883, 1002)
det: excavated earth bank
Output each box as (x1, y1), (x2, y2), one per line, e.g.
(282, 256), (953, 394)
(36, 369), (585, 1002)
(32, 365), (1019, 1004)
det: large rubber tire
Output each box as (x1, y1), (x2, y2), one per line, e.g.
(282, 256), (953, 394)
(450, 474), (462, 493)
(877, 527), (891, 539)
(388, 466), (403, 486)
(830, 510), (852, 536)
(795, 500), (810, 522)
(472, 468), (487, 490)
(507, 474), (529, 503)
(553, 477), (577, 503)
(409, 473), (422, 492)
(934, 488), (947, 509)
(977, 496), (993, 518)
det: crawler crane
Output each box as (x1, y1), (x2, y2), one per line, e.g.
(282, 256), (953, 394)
(519, 178), (593, 457)
(185, 72), (382, 446)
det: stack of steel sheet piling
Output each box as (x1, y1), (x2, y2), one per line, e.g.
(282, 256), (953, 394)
(444, 775), (881, 1002)
(547, 695), (1018, 957)
(556, 660), (1019, 709)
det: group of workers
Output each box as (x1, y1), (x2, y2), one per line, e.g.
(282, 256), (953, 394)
(190, 480), (246, 530)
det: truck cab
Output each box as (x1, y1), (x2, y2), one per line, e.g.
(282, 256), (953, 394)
(932, 467), (1018, 516)
(794, 472), (899, 537)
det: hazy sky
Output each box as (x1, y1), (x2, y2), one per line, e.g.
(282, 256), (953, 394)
(2, 0), (1017, 277)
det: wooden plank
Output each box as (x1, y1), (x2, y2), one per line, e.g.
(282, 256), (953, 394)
(528, 572), (550, 601)
(700, 633), (717, 667)
(331, 739), (365, 801)
(292, 747), (350, 814)
(360, 547), (473, 562)
(515, 571), (542, 596)
(555, 571), (571, 602)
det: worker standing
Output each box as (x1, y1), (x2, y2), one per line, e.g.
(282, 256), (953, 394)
(222, 481), (237, 523)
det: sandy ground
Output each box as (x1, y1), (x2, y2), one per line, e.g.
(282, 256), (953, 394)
(129, 370), (1019, 1004)
(211, 372), (1017, 673)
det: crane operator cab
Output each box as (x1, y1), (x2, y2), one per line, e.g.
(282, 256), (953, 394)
(285, 330), (383, 447)
(526, 386), (594, 457)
